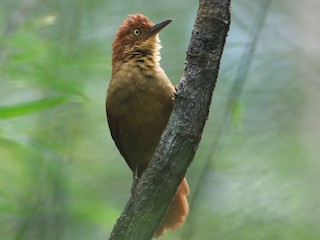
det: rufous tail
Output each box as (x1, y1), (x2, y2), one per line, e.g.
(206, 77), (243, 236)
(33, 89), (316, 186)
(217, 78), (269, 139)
(155, 177), (190, 238)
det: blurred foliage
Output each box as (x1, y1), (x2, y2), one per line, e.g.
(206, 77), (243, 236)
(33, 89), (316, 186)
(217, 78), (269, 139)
(0, 0), (319, 240)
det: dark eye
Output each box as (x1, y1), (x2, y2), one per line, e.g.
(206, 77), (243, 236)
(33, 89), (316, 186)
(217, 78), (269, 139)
(133, 28), (141, 36)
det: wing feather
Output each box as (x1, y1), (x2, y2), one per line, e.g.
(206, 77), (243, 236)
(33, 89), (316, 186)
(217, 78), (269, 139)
(106, 107), (135, 171)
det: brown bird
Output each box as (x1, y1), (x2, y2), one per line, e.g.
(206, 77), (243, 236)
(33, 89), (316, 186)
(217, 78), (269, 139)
(106, 14), (189, 237)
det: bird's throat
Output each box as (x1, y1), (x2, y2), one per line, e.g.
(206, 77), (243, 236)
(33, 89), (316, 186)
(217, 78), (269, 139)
(112, 36), (162, 75)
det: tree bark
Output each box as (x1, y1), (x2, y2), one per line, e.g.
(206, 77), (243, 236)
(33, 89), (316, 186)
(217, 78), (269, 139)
(109, 0), (231, 239)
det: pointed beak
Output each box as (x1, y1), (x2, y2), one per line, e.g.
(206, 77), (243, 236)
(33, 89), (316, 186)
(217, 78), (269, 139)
(148, 19), (172, 37)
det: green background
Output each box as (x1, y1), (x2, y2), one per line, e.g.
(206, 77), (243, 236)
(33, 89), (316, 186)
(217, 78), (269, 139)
(1, 0), (319, 239)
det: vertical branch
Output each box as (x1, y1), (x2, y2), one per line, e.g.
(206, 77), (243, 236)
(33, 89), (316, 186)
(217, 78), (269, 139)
(184, 1), (273, 238)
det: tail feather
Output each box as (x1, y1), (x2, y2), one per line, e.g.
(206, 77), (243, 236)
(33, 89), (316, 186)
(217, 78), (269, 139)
(155, 178), (190, 237)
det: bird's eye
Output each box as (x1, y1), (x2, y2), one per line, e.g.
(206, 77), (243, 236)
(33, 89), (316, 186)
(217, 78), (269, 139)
(133, 29), (141, 36)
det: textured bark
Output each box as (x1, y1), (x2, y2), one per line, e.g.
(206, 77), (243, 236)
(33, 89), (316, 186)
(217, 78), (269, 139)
(109, 0), (231, 239)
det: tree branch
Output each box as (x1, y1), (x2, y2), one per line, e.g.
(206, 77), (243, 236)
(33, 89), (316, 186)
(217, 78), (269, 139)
(109, 0), (230, 239)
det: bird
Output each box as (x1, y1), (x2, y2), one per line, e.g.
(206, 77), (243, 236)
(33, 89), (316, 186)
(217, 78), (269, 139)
(106, 14), (189, 237)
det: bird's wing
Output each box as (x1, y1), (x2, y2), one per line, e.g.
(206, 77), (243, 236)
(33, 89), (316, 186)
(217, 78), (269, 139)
(106, 109), (134, 171)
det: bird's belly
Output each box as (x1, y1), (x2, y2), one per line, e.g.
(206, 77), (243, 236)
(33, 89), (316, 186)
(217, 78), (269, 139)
(118, 95), (170, 165)
(108, 65), (174, 166)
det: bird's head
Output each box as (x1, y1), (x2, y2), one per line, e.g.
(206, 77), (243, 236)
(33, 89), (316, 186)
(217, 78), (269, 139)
(112, 14), (171, 74)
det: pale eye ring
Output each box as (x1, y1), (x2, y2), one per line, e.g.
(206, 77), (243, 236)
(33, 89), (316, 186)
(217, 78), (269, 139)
(133, 28), (141, 36)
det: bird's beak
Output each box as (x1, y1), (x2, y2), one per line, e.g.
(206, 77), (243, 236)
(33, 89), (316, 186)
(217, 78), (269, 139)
(148, 19), (172, 37)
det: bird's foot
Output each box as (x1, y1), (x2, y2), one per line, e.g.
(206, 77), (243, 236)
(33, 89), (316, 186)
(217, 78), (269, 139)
(131, 176), (140, 198)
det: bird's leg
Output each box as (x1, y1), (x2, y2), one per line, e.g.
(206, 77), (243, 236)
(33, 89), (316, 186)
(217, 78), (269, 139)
(131, 165), (140, 197)
(134, 164), (140, 182)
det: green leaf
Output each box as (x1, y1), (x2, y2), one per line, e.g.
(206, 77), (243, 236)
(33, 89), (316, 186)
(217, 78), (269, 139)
(0, 96), (69, 119)
(231, 100), (243, 130)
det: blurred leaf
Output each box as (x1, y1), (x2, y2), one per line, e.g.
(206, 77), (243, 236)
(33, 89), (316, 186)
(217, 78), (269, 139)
(32, 15), (57, 28)
(231, 100), (243, 130)
(0, 96), (69, 119)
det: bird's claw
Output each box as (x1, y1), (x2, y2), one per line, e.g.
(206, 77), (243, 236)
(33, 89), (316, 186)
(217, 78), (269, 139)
(131, 176), (141, 198)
